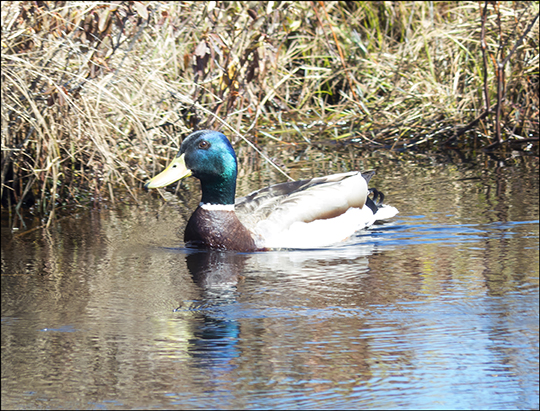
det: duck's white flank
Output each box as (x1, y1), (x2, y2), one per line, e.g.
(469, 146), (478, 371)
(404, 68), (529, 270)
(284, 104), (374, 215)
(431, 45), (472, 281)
(255, 204), (399, 249)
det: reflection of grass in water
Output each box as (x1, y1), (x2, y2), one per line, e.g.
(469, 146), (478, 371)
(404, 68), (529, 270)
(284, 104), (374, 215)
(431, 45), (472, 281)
(1, 1), (538, 222)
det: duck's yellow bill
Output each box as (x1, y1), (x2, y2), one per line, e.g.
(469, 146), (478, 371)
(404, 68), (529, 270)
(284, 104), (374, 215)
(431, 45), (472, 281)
(145, 153), (192, 189)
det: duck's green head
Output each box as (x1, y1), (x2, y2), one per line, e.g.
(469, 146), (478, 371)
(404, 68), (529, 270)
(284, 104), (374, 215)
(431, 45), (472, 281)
(145, 130), (238, 205)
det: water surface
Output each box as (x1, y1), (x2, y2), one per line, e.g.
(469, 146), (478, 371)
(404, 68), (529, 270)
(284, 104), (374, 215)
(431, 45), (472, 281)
(2, 152), (538, 410)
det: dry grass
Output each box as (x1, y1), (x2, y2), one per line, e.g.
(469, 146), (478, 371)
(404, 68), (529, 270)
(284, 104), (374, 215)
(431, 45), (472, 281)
(1, 1), (538, 223)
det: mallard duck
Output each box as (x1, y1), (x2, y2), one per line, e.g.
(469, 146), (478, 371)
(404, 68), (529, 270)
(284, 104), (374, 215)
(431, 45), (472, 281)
(145, 130), (398, 251)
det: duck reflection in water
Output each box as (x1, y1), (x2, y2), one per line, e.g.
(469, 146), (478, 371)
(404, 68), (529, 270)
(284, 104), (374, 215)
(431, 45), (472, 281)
(186, 251), (247, 289)
(181, 251), (249, 374)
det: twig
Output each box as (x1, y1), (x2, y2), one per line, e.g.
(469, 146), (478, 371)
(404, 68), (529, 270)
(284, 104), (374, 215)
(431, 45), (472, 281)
(442, 106), (495, 145)
(169, 91), (294, 181)
(480, 1), (491, 143)
(501, 11), (539, 68)
(494, 8), (539, 144)
(494, 2), (504, 145)
(480, 2), (490, 114)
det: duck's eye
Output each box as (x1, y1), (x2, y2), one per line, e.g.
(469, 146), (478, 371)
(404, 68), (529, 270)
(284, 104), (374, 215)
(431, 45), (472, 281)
(198, 140), (210, 149)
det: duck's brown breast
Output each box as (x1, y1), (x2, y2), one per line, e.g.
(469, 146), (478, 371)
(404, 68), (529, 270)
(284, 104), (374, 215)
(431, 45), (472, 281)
(184, 206), (259, 251)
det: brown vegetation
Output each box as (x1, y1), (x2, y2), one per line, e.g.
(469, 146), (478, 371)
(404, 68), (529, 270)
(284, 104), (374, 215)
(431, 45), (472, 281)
(1, 1), (538, 222)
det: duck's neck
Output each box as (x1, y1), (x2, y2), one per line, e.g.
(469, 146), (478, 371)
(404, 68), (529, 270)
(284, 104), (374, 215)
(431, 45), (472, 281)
(199, 174), (236, 206)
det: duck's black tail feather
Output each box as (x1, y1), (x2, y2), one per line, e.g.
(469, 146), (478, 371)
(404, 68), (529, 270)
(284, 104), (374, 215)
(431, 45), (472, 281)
(365, 188), (385, 214)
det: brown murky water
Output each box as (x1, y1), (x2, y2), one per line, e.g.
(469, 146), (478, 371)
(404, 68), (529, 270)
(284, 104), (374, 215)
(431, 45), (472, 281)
(2, 149), (538, 410)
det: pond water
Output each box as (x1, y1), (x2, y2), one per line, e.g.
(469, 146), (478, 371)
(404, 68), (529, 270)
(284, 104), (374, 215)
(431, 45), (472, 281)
(1, 149), (539, 410)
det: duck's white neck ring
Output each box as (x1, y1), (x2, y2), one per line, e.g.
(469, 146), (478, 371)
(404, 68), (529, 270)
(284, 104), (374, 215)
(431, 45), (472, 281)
(200, 203), (235, 211)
